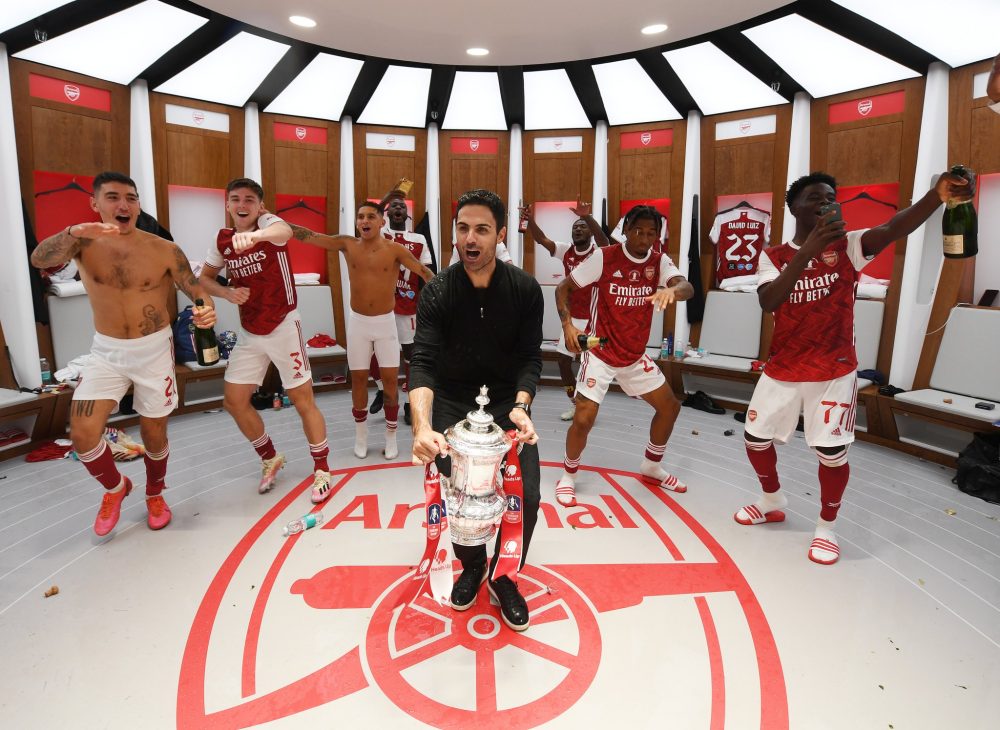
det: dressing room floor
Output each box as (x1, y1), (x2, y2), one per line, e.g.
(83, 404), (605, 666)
(1, 388), (997, 729)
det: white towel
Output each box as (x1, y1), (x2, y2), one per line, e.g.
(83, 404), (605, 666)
(294, 273), (321, 285)
(55, 354), (95, 383)
(48, 280), (87, 297)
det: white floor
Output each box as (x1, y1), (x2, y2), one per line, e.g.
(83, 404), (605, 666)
(1, 388), (998, 729)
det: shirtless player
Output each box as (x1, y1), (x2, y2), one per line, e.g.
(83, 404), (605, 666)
(30, 171), (216, 536)
(290, 195), (434, 459)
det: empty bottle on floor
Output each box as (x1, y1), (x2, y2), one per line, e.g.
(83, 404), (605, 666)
(283, 512), (324, 537)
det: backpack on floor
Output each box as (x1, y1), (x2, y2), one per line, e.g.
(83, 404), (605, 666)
(173, 306), (197, 363)
(953, 432), (1000, 504)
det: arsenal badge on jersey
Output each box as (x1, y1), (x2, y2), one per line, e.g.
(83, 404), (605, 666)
(644, 266), (655, 281)
(821, 250), (839, 267)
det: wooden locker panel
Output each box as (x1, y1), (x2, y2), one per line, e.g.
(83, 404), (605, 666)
(713, 141), (775, 197)
(353, 125), (427, 219)
(970, 108), (1000, 174)
(274, 147), (327, 197)
(31, 107), (113, 175)
(534, 157), (584, 202)
(826, 123), (903, 187)
(619, 152), (671, 200)
(367, 154), (417, 197)
(165, 131), (231, 190)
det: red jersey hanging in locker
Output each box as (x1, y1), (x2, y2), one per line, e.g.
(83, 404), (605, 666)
(709, 205), (771, 284)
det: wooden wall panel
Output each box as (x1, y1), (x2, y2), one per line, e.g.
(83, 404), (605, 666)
(523, 128), (596, 275)
(438, 130), (509, 263)
(260, 113), (343, 342)
(150, 93), (245, 230)
(9, 59), (130, 368)
(714, 141), (776, 196)
(353, 125), (427, 222)
(607, 121), (686, 339)
(811, 78), (925, 375)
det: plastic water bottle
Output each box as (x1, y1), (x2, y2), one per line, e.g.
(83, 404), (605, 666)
(39, 357), (52, 384)
(661, 333), (673, 360)
(283, 512), (324, 537)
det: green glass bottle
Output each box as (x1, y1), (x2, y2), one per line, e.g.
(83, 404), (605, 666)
(942, 165), (978, 259)
(192, 298), (220, 366)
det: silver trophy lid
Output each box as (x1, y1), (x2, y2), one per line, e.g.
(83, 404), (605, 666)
(445, 386), (511, 454)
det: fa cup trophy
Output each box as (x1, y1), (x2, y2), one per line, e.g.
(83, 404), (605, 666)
(442, 386), (512, 545)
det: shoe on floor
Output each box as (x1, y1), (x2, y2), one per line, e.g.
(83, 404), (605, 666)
(259, 453), (286, 494)
(734, 411), (746, 423)
(369, 389), (384, 414)
(488, 575), (530, 631)
(310, 469), (332, 504)
(560, 405), (576, 421)
(451, 562), (487, 610)
(94, 477), (132, 536)
(146, 494), (172, 530)
(682, 390), (724, 415)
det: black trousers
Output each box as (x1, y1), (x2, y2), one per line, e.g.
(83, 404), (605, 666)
(432, 395), (541, 574)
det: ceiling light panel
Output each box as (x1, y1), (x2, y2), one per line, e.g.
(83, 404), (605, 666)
(832, 0), (1000, 68)
(13, 1), (207, 85)
(155, 31), (290, 107)
(357, 65), (432, 128)
(743, 14), (919, 99)
(593, 59), (681, 125)
(663, 42), (786, 116)
(264, 53), (363, 121)
(442, 71), (506, 130)
(523, 69), (591, 131)
(0, 1), (75, 34)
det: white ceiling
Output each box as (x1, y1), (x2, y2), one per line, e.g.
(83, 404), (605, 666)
(193, 0), (791, 66)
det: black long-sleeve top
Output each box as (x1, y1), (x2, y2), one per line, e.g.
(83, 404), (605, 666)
(409, 260), (543, 408)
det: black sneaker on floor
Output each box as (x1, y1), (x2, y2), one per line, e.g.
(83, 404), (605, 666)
(488, 575), (530, 631)
(403, 402), (412, 426)
(682, 390), (725, 415)
(451, 562), (487, 610)
(369, 389), (384, 414)
(734, 411), (746, 423)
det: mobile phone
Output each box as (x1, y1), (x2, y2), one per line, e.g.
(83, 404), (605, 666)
(819, 201), (843, 224)
(974, 402), (996, 411)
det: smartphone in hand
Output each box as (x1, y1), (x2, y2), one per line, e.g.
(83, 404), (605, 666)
(819, 201), (843, 224)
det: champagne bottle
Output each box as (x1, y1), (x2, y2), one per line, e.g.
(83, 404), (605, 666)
(518, 200), (529, 233)
(192, 298), (220, 366)
(942, 165), (978, 259)
(577, 335), (608, 351)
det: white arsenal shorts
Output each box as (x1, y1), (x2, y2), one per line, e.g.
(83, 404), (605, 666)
(744, 371), (858, 448)
(225, 310), (312, 390)
(555, 317), (590, 358)
(74, 328), (177, 418)
(347, 311), (400, 370)
(575, 350), (666, 405)
(395, 313), (416, 346)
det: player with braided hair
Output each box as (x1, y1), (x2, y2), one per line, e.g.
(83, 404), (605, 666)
(554, 205), (693, 507)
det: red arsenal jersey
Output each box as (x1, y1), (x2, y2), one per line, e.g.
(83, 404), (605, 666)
(384, 227), (432, 316)
(571, 243), (681, 368)
(553, 241), (597, 320)
(205, 213), (296, 336)
(709, 207), (771, 284)
(758, 230), (871, 382)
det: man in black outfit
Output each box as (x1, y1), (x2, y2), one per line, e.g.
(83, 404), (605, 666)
(409, 189), (543, 632)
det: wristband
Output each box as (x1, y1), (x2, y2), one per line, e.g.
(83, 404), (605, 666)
(512, 402), (531, 417)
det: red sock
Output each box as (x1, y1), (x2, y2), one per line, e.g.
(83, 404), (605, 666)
(644, 440), (665, 462)
(369, 354), (381, 384)
(745, 439), (780, 493)
(144, 445), (169, 496)
(352, 408), (368, 423)
(309, 439), (330, 472)
(385, 404), (399, 432)
(818, 463), (849, 521)
(251, 433), (276, 460)
(77, 440), (123, 490)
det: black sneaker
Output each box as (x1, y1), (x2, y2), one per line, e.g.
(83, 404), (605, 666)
(369, 389), (384, 415)
(488, 576), (530, 631)
(403, 402), (412, 426)
(682, 390), (724, 415)
(734, 411), (746, 423)
(450, 562), (487, 611)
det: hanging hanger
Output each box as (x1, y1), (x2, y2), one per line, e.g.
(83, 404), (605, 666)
(34, 178), (91, 197)
(276, 198), (325, 216)
(717, 200), (770, 215)
(840, 190), (897, 209)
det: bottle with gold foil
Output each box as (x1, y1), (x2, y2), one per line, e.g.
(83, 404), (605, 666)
(942, 165), (978, 259)
(577, 335), (608, 351)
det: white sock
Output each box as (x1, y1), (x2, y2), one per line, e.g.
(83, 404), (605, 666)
(814, 516), (836, 541)
(354, 422), (368, 458)
(759, 491), (788, 512)
(108, 476), (125, 494)
(384, 429), (398, 460)
(640, 458), (665, 478)
(559, 470), (576, 485)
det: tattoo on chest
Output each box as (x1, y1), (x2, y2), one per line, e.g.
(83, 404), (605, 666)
(139, 304), (164, 335)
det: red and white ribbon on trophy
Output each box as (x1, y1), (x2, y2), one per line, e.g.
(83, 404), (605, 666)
(399, 462), (453, 606)
(490, 431), (524, 583)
